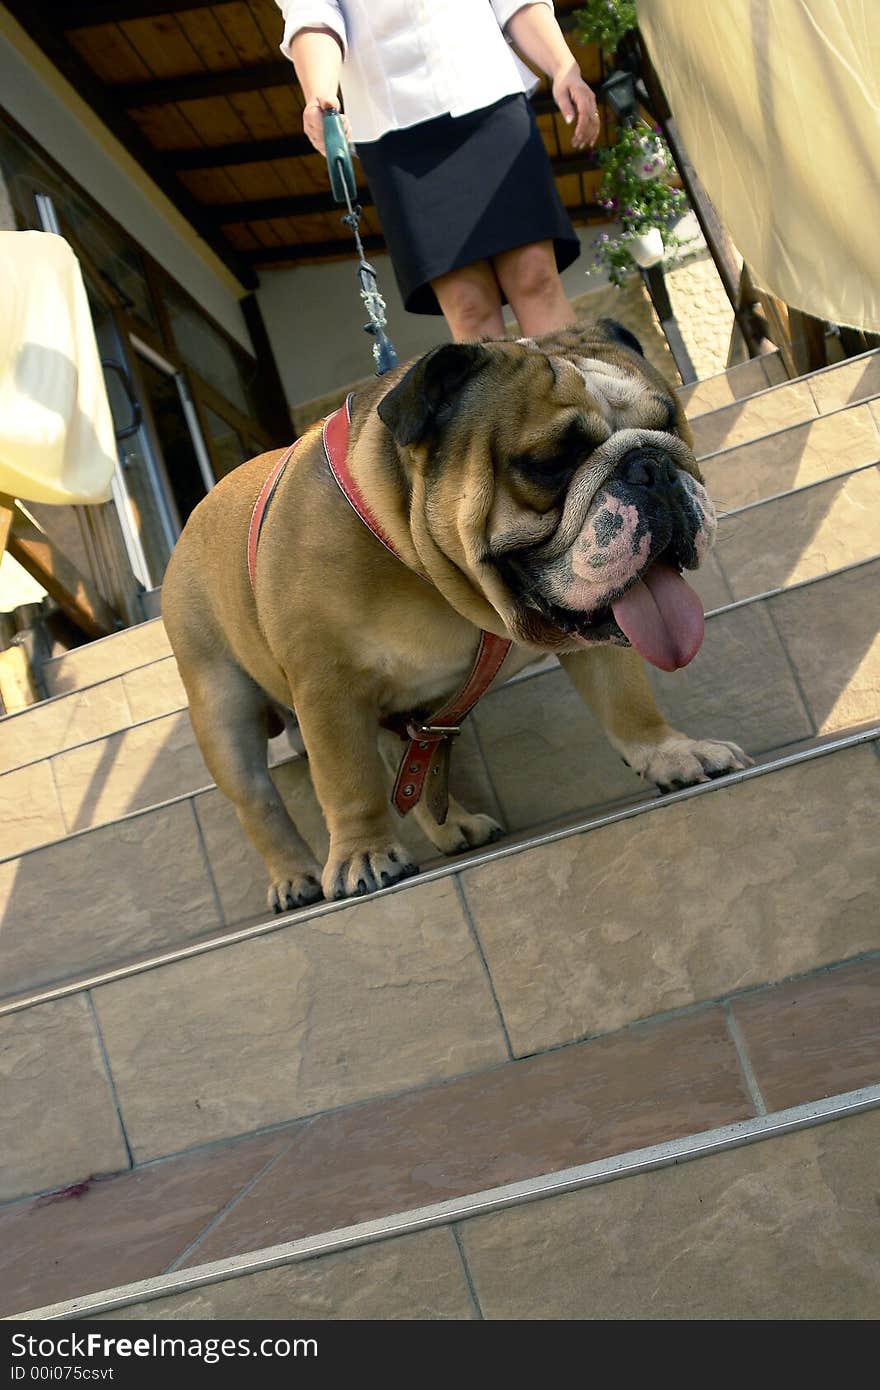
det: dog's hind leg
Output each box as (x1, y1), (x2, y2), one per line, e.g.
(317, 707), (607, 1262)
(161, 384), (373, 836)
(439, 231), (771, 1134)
(183, 660), (323, 913)
(560, 645), (750, 792)
(377, 728), (504, 855)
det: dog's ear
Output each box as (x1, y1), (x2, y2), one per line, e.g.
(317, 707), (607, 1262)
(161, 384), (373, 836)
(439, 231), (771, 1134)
(597, 317), (645, 358)
(377, 343), (490, 446)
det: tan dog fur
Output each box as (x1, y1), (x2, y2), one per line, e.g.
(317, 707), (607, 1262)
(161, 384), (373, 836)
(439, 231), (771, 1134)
(163, 323), (748, 910)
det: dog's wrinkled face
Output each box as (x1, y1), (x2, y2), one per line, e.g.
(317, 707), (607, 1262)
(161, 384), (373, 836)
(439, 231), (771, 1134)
(377, 322), (716, 671)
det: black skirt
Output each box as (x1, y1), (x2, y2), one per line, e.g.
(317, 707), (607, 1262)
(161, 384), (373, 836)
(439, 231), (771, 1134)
(355, 94), (580, 315)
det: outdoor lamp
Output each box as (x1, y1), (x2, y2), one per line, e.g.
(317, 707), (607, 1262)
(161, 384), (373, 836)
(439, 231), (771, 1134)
(599, 69), (637, 123)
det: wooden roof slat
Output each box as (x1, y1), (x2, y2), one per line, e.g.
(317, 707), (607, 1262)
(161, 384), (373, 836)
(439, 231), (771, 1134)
(249, 220), (284, 248)
(129, 101), (209, 149)
(66, 22), (153, 83)
(174, 8), (242, 72)
(212, 2), (275, 65)
(261, 81), (305, 125)
(224, 160), (289, 202)
(271, 155), (324, 195)
(226, 89), (286, 141)
(247, 0), (287, 51)
(223, 223), (262, 251)
(119, 14), (206, 77)
(177, 166), (243, 202)
(174, 94), (253, 144)
(128, 99), (209, 148)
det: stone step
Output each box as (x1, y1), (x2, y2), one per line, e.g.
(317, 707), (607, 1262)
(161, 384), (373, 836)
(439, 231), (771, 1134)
(676, 349), (786, 416)
(43, 617), (171, 698)
(4, 1050), (878, 1316)
(689, 348), (880, 457)
(1, 557), (877, 998)
(700, 395), (880, 512)
(1, 730), (878, 1214)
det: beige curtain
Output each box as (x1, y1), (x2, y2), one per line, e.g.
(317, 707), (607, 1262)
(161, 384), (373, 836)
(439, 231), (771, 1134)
(637, 0), (880, 331)
(0, 230), (116, 504)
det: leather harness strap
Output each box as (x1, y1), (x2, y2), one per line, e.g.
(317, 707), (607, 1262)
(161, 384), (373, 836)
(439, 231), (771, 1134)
(247, 439), (299, 591)
(390, 631), (511, 821)
(322, 394), (400, 560)
(246, 393), (512, 822)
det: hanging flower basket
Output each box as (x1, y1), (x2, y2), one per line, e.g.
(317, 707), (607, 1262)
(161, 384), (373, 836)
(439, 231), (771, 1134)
(629, 135), (668, 182)
(591, 121), (688, 287)
(627, 226), (665, 267)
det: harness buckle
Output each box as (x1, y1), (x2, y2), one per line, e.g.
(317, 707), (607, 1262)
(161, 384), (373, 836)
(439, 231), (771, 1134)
(405, 720), (462, 742)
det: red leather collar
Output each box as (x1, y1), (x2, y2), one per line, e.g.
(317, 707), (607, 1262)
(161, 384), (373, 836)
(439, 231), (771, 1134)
(247, 393), (512, 821)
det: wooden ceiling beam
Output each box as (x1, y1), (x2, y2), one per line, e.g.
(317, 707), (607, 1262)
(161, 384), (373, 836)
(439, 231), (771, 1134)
(245, 235), (387, 264)
(114, 61), (293, 108)
(66, 0), (222, 23)
(169, 135), (312, 168)
(104, 69), (572, 116)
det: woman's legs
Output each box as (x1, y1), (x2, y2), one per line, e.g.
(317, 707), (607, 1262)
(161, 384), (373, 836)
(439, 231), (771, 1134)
(493, 240), (577, 336)
(431, 241), (577, 341)
(431, 261), (505, 341)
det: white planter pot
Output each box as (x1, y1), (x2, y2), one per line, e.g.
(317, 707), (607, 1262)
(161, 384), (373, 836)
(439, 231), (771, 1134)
(628, 227), (664, 268)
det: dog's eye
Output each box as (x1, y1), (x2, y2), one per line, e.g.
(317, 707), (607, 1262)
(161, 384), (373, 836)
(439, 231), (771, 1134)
(510, 419), (592, 486)
(511, 452), (580, 486)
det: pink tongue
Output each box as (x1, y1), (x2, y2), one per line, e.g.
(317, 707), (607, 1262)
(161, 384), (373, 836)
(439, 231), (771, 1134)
(611, 562), (705, 671)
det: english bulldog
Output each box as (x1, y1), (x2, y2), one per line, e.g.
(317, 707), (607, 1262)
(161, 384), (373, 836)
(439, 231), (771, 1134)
(163, 320), (748, 910)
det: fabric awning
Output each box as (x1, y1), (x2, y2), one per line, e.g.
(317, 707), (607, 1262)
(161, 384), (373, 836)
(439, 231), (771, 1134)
(0, 230), (116, 505)
(638, 0), (880, 332)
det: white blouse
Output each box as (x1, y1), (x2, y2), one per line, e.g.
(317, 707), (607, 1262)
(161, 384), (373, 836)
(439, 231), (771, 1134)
(275, 0), (553, 143)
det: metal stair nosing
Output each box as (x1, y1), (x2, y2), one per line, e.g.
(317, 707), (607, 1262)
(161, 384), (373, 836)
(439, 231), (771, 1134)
(2, 721), (877, 1023)
(14, 1081), (880, 1322)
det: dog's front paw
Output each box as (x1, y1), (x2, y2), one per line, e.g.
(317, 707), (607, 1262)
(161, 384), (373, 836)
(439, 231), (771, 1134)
(322, 842), (419, 901)
(268, 872), (324, 914)
(628, 735), (752, 793)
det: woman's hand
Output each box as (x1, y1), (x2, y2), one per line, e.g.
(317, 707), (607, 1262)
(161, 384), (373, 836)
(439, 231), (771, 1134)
(302, 96), (352, 157)
(552, 62), (600, 149)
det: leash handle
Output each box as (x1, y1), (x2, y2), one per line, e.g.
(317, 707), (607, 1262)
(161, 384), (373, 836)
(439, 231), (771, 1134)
(323, 109), (357, 206)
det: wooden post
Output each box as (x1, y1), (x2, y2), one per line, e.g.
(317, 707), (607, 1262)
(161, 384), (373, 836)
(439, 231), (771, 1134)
(1, 494), (121, 639)
(640, 265), (697, 383)
(788, 309), (828, 375)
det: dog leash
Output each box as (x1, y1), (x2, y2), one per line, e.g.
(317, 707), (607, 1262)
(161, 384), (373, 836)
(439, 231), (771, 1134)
(247, 394), (511, 822)
(323, 110), (398, 376)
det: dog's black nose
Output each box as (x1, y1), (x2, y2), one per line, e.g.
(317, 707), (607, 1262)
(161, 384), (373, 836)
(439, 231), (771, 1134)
(618, 447), (678, 490)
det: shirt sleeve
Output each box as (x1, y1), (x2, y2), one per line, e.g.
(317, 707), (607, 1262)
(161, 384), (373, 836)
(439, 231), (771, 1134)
(490, 0), (554, 32)
(275, 1), (348, 61)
